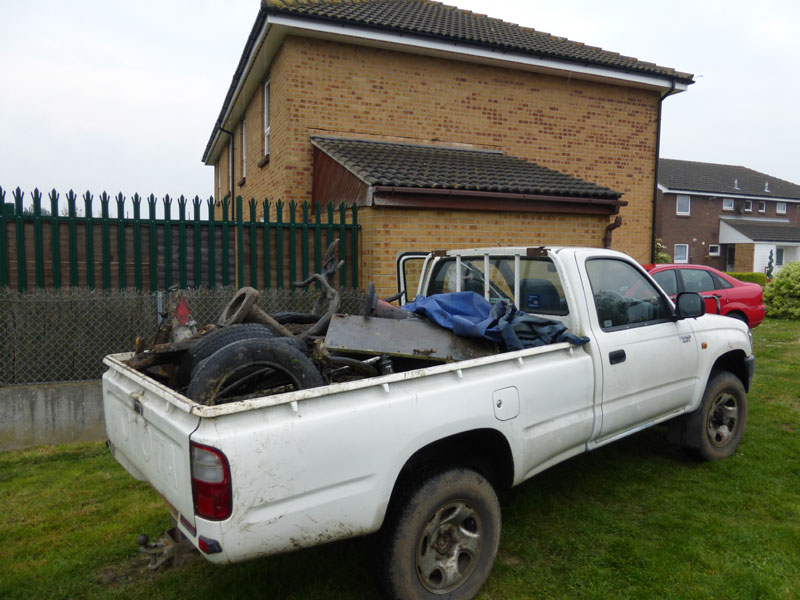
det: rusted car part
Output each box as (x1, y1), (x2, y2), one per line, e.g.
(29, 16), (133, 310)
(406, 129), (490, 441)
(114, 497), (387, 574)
(361, 283), (411, 320)
(137, 527), (196, 571)
(292, 240), (345, 341)
(218, 286), (295, 338)
(324, 314), (497, 362)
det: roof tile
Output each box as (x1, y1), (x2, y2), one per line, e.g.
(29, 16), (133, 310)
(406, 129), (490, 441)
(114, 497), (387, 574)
(264, 0), (693, 82)
(659, 159), (800, 200)
(311, 136), (621, 199)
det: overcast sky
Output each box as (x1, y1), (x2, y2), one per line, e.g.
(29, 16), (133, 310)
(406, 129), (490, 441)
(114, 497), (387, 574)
(1, 0), (797, 209)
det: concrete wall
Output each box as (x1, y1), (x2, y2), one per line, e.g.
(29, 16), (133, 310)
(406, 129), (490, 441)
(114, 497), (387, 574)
(0, 381), (105, 451)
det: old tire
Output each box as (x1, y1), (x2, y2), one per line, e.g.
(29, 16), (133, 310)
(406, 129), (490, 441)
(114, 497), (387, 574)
(179, 324), (279, 387)
(381, 467), (501, 600)
(186, 338), (323, 405)
(685, 371), (748, 461)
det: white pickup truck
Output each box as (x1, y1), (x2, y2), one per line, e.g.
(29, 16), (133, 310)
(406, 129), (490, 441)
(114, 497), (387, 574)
(103, 246), (755, 600)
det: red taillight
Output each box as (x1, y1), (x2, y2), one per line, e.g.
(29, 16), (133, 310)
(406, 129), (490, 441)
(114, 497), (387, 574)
(190, 442), (232, 520)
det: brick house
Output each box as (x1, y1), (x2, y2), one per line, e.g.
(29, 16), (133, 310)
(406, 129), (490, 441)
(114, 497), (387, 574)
(656, 159), (800, 274)
(202, 0), (693, 294)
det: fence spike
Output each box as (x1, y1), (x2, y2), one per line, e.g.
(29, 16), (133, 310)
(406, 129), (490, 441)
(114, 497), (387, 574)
(147, 193), (157, 218)
(13, 187), (24, 211)
(49, 189), (59, 214)
(32, 188), (42, 215)
(83, 191), (93, 217)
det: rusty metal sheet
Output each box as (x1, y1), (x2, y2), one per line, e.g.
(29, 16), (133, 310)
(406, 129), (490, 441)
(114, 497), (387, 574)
(324, 314), (497, 362)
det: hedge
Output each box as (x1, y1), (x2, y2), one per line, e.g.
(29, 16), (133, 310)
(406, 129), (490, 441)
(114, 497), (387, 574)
(727, 272), (767, 286)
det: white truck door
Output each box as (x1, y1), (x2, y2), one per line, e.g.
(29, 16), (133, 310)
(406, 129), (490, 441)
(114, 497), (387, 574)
(396, 251), (430, 305)
(577, 255), (699, 443)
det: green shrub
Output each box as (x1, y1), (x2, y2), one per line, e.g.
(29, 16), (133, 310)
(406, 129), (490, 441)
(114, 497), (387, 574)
(727, 271), (767, 286)
(764, 261), (800, 319)
(653, 238), (671, 263)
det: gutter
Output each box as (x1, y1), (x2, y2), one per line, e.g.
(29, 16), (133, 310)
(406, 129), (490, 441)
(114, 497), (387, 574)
(651, 81), (679, 262)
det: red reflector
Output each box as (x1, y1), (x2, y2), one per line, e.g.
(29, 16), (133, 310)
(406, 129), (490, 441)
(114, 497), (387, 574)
(198, 535), (222, 554)
(190, 442), (232, 521)
(179, 514), (197, 537)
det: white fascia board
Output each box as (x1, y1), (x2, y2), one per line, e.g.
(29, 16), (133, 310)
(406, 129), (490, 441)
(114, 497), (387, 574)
(269, 14), (689, 93)
(659, 186), (800, 203)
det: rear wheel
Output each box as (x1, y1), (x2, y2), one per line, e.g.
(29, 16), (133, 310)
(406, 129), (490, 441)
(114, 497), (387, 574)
(684, 371), (748, 461)
(381, 467), (501, 600)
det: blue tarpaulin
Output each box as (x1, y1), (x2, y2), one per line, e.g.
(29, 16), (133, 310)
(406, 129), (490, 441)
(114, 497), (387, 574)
(402, 292), (589, 351)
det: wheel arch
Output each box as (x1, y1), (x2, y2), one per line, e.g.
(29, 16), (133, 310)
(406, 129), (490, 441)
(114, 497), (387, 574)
(382, 428), (513, 526)
(711, 349), (751, 392)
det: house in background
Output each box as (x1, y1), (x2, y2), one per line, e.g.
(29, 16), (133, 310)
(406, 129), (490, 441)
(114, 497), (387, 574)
(656, 159), (800, 274)
(203, 0), (693, 293)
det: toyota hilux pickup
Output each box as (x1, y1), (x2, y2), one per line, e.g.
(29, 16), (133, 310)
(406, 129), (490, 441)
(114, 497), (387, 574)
(103, 246), (754, 600)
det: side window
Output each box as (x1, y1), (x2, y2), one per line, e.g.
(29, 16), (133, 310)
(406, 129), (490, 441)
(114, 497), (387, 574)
(679, 269), (714, 293)
(710, 273), (733, 290)
(651, 269), (678, 295)
(586, 259), (671, 331)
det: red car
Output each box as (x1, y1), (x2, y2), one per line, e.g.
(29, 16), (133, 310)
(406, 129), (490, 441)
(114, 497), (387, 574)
(644, 264), (766, 328)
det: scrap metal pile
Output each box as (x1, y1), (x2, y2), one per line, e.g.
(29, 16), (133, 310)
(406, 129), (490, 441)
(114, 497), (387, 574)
(126, 242), (498, 406)
(127, 242), (589, 406)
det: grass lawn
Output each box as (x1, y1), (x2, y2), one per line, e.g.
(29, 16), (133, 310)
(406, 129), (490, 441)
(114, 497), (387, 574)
(1, 319), (799, 599)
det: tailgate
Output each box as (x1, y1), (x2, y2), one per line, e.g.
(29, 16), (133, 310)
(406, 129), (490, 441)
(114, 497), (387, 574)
(102, 353), (201, 520)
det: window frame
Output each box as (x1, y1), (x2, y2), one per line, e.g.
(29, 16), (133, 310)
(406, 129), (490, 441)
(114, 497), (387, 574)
(776, 202), (787, 215)
(776, 247), (785, 266)
(758, 200), (766, 213)
(708, 244), (721, 257)
(744, 199), (752, 213)
(674, 244), (689, 264)
(676, 194), (691, 216)
(722, 198), (735, 211)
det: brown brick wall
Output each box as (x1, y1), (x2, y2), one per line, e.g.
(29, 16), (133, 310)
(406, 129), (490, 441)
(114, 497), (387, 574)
(216, 36), (662, 288)
(359, 206), (610, 295)
(734, 244), (755, 272)
(656, 191), (727, 269)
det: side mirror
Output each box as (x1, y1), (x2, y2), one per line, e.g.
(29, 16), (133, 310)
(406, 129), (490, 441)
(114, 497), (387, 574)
(675, 292), (705, 319)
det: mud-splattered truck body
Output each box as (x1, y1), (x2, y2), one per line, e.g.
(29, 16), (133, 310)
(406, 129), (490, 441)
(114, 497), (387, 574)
(103, 247), (754, 599)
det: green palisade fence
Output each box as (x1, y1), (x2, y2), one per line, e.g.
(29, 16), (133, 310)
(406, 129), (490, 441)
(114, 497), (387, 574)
(0, 187), (360, 292)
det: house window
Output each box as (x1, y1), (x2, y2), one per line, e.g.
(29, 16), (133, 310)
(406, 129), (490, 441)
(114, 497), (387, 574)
(776, 247), (785, 266)
(676, 195), (691, 216)
(777, 202), (787, 215)
(674, 244), (689, 263)
(744, 200), (752, 212)
(708, 244), (721, 257)
(241, 119), (247, 180)
(722, 198), (734, 211)
(264, 79), (270, 156)
(758, 200), (766, 213)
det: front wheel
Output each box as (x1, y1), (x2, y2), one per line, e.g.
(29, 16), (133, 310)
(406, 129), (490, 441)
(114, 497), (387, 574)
(685, 371), (748, 461)
(380, 467), (501, 600)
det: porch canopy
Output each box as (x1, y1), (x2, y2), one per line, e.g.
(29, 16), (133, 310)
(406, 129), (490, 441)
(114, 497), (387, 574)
(311, 136), (625, 216)
(720, 219), (800, 244)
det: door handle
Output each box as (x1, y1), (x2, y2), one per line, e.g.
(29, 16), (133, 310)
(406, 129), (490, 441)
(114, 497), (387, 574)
(609, 350), (626, 365)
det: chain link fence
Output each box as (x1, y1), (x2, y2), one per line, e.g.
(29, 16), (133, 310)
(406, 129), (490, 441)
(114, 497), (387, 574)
(0, 287), (366, 385)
